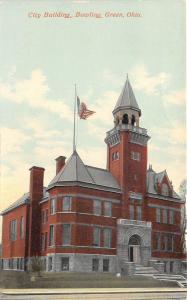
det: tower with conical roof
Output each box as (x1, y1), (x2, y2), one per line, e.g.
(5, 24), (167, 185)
(105, 76), (150, 219)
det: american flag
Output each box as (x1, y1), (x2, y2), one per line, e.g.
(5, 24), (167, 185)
(77, 96), (95, 119)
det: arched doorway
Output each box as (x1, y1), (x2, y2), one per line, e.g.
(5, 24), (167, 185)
(128, 235), (141, 264)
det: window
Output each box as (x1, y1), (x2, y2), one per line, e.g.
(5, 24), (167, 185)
(49, 225), (54, 246)
(131, 151), (141, 161)
(62, 224), (71, 245)
(48, 257), (53, 271)
(103, 228), (112, 248)
(156, 208), (161, 223)
(130, 205), (134, 220)
(93, 200), (102, 215)
(155, 233), (161, 250)
(10, 220), (17, 241)
(20, 217), (24, 239)
(103, 259), (109, 272)
(162, 209), (168, 224)
(170, 261), (174, 273)
(42, 210), (45, 223)
(169, 210), (174, 224)
(45, 209), (48, 222)
(104, 202), (112, 217)
(63, 196), (71, 211)
(161, 183), (169, 196)
(164, 235), (167, 251)
(92, 258), (99, 271)
(41, 233), (45, 250)
(50, 199), (56, 214)
(112, 152), (119, 161)
(61, 257), (69, 271)
(45, 232), (48, 249)
(136, 206), (142, 220)
(93, 227), (100, 247)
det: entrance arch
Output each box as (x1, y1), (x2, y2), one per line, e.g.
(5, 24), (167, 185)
(128, 234), (141, 264)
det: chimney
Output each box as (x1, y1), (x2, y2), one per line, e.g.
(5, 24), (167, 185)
(29, 166), (45, 202)
(28, 166), (45, 257)
(55, 156), (66, 175)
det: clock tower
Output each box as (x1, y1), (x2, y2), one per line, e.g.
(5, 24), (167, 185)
(105, 75), (150, 219)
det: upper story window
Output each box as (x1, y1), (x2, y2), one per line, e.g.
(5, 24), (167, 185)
(129, 205), (134, 220)
(20, 217), (24, 239)
(136, 206), (142, 221)
(161, 183), (169, 196)
(93, 200), (102, 215)
(63, 196), (71, 211)
(50, 199), (56, 215)
(93, 227), (100, 247)
(131, 151), (141, 161)
(169, 210), (174, 224)
(162, 209), (168, 224)
(62, 224), (71, 245)
(49, 225), (54, 246)
(104, 202), (112, 217)
(103, 228), (112, 248)
(156, 208), (161, 223)
(10, 219), (17, 241)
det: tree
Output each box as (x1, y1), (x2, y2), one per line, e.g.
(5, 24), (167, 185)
(179, 179), (187, 201)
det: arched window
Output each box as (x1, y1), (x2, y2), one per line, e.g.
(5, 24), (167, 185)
(129, 234), (141, 245)
(131, 115), (136, 126)
(115, 117), (119, 125)
(122, 114), (129, 124)
(161, 183), (169, 196)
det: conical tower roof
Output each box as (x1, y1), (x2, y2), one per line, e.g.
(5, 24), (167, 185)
(49, 150), (95, 185)
(113, 75), (141, 115)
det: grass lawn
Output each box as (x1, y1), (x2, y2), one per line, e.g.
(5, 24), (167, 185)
(0, 270), (178, 289)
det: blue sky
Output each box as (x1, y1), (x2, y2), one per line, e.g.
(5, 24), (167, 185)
(0, 0), (186, 238)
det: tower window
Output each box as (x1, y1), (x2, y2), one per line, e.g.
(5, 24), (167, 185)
(131, 151), (141, 161)
(131, 115), (136, 126)
(112, 151), (119, 161)
(122, 114), (129, 124)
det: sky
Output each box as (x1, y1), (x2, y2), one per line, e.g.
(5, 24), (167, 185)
(0, 0), (186, 240)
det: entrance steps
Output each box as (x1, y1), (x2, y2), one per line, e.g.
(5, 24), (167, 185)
(153, 274), (187, 288)
(134, 264), (159, 276)
(133, 264), (187, 288)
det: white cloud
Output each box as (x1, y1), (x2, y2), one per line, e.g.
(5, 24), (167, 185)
(151, 121), (186, 145)
(162, 89), (186, 106)
(0, 69), (73, 121)
(131, 64), (171, 95)
(91, 90), (118, 125)
(1, 127), (30, 156)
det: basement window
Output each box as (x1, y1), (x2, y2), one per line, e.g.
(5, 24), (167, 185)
(61, 257), (69, 271)
(103, 259), (109, 272)
(92, 258), (99, 271)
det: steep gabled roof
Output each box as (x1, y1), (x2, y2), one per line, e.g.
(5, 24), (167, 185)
(1, 193), (29, 215)
(48, 151), (121, 192)
(146, 166), (180, 200)
(0, 188), (49, 215)
(113, 76), (141, 115)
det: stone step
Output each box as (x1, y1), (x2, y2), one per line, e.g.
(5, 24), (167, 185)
(154, 274), (185, 280)
(153, 274), (187, 288)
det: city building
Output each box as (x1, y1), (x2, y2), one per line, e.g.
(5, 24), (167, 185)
(1, 77), (185, 274)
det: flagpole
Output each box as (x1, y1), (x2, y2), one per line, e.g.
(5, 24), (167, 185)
(73, 84), (77, 152)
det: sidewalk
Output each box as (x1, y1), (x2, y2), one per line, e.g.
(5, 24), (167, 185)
(1, 287), (187, 295)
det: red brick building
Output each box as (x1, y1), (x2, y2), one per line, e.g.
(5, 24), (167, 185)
(1, 77), (185, 274)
